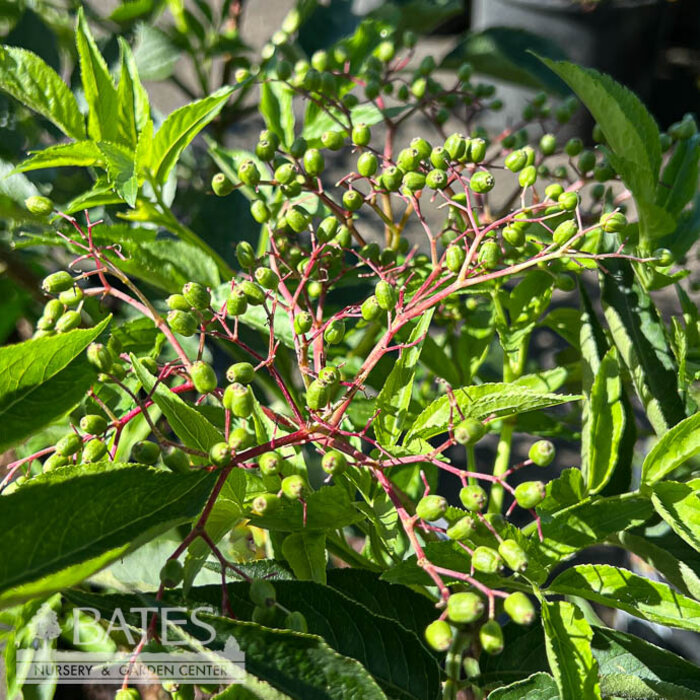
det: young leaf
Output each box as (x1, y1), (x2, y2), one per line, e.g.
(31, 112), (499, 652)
(656, 133), (700, 217)
(0, 46), (85, 139)
(75, 8), (119, 142)
(651, 481), (700, 553)
(13, 141), (103, 173)
(116, 36), (150, 148)
(0, 316), (111, 452)
(281, 531), (327, 583)
(548, 564), (700, 632)
(581, 348), (626, 494)
(375, 310), (434, 447)
(641, 411), (700, 483)
(98, 141), (138, 207)
(131, 356), (222, 453)
(541, 600), (602, 700)
(149, 86), (234, 185)
(260, 80), (295, 148)
(0, 464), (216, 608)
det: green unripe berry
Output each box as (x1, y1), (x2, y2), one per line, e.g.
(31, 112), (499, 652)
(498, 539), (529, 573)
(80, 414), (108, 435)
(321, 130), (345, 151)
(426, 169), (448, 190)
(472, 546), (503, 574)
(447, 592), (484, 624)
(274, 162), (295, 185)
(418, 55), (436, 75)
(87, 343), (113, 372)
(514, 480), (546, 509)
(56, 432), (82, 457)
(250, 578), (276, 607)
(226, 288), (248, 317)
(163, 447), (190, 473)
(307, 281), (322, 299)
(259, 452), (281, 476)
(317, 216), (339, 243)
(303, 148), (325, 176)
(459, 485), (487, 512)
(182, 282), (210, 310)
(286, 205), (312, 233)
(238, 160), (261, 187)
(236, 241), (256, 268)
(324, 318), (345, 344)
(410, 77), (427, 99)
(321, 450), (348, 476)
(226, 362), (255, 384)
(131, 440), (161, 465)
(380, 166), (403, 191)
(55, 311), (81, 332)
(160, 558), (183, 588)
(504, 149), (527, 173)
(25, 195), (53, 216)
(558, 191), (579, 211)
(600, 211), (627, 233)
(167, 294), (190, 311)
(479, 620), (504, 655)
(251, 604), (277, 625)
(255, 267), (279, 290)
(41, 299), (63, 326)
(375, 280), (397, 311)
(545, 183), (564, 201)
(289, 136), (307, 158)
(343, 190), (364, 211)
(212, 173), (234, 197)
(402, 171), (426, 193)
(284, 611), (308, 633)
(553, 219), (578, 246)
(397, 147), (421, 172)
(251, 492), (280, 515)
(470, 170), (495, 194)
(539, 133), (557, 156)
(424, 620), (452, 652)
(228, 426), (254, 451)
(310, 49), (329, 72)
(467, 138), (487, 163)
(115, 689), (142, 700)
(555, 273), (575, 292)
(653, 248), (674, 267)
(446, 515), (476, 542)
(416, 495), (448, 521)
(83, 438), (108, 463)
(529, 440), (555, 468)
(240, 280), (266, 305)
(430, 147), (450, 170)
(504, 592), (535, 625)
(479, 240), (501, 269)
(281, 474), (306, 499)
(408, 138), (431, 163)
(352, 123), (371, 147)
(564, 138), (583, 157)
(361, 295), (382, 321)
(445, 245), (466, 273)
(223, 382), (254, 418)
(318, 366), (340, 387)
(518, 165), (537, 188)
(42, 271), (73, 295)
(357, 152), (378, 177)
(294, 312), (313, 334)
(59, 286), (83, 307)
(307, 379), (330, 410)
(503, 225), (525, 248)
(44, 453), (69, 472)
(454, 418), (486, 445)
(578, 150), (596, 174)
(444, 133), (467, 160)
(190, 361), (217, 394)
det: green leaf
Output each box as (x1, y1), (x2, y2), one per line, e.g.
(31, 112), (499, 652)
(593, 627), (700, 700)
(548, 564), (700, 632)
(281, 532), (327, 583)
(149, 86), (233, 184)
(260, 81), (295, 148)
(76, 8), (119, 142)
(375, 310), (433, 447)
(581, 348), (625, 494)
(657, 134), (700, 217)
(0, 464), (216, 608)
(489, 673), (560, 700)
(651, 481), (700, 553)
(601, 259), (686, 435)
(14, 141), (103, 173)
(0, 317), (110, 452)
(541, 600), (601, 700)
(0, 45), (85, 139)
(98, 141), (138, 206)
(131, 356), (222, 453)
(116, 37), (150, 148)
(132, 23), (180, 81)
(406, 383), (580, 443)
(641, 411), (700, 483)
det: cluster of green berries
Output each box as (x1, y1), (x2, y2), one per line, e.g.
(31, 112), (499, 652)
(167, 282), (211, 337)
(35, 271), (87, 337)
(247, 579), (308, 632)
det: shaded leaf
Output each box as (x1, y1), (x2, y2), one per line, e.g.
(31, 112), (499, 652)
(281, 532), (327, 584)
(651, 481), (700, 554)
(642, 411), (700, 483)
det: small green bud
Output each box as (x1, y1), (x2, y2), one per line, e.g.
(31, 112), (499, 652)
(168, 308), (198, 336)
(324, 318), (345, 344)
(25, 195), (53, 216)
(447, 592), (484, 624)
(131, 440), (161, 465)
(459, 485), (487, 512)
(87, 343), (113, 372)
(226, 362), (256, 384)
(514, 480), (546, 509)
(479, 620), (504, 655)
(294, 312), (313, 334)
(303, 148), (325, 176)
(446, 515), (476, 542)
(55, 310), (81, 332)
(600, 211), (627, 233)
(529, 440), (555, 467)
(416, 494), (448, 521)
(212, 173), (234, 197)
(228, 426), (254, 451)
(472, 546), (503, 574)
(498, 539), (529, 573)
(259, 452), (281, 476)
(321, 450), (348, 476)
(553, 219), (578, 246)
(223, 382), (254, 418)
(504, 592), (535, 625)
(357, 152), (378, 177)
(343, 190), (364, 211)
(226, 288), (248, 316)
(83, 438), (108, 462)
(42, 271), (74, 295)
(190, 361), (217, 394)
(424, 620), (452, 652)
(182, 282), (210, 310)
(307, 379), (330, 410)
(454, 418), (486, 445)
(470, 170), (495, 194)
(160, 559), (184, 588)
(284, 610), (308, 633)
(558, 191), (579, 211)
(375, 280), (397, 311)
(281, 474), (306, 499)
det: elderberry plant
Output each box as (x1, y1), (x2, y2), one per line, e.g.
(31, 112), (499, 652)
(1, 6), (700, 700)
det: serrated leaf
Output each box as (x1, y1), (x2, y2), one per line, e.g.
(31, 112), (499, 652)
(406, 383), (580, 442)
(76, 8), (119, 143)
(375, 310), (433, 447)
(0, 316), (110, 452)
(116, 37), (150, 148)
(541, 600), (601, 700)
(651, 481), (700, 554)
(149, 86), (233, 184)
(657, 134), (700, 217)
(642, 411), (700, 483)
(548, 564), (700, 632)
(131, 356), (222, 453)
(98, 141), (137, 206)
(0, 45), (85, 139)
(14, 141), (103, 173)
(260, 81), (295, 148)
(488, 673), (559, 700)
(0, 465), (216, 608)
(133, 23), (180, 81)
(281, 532), (327, 583)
